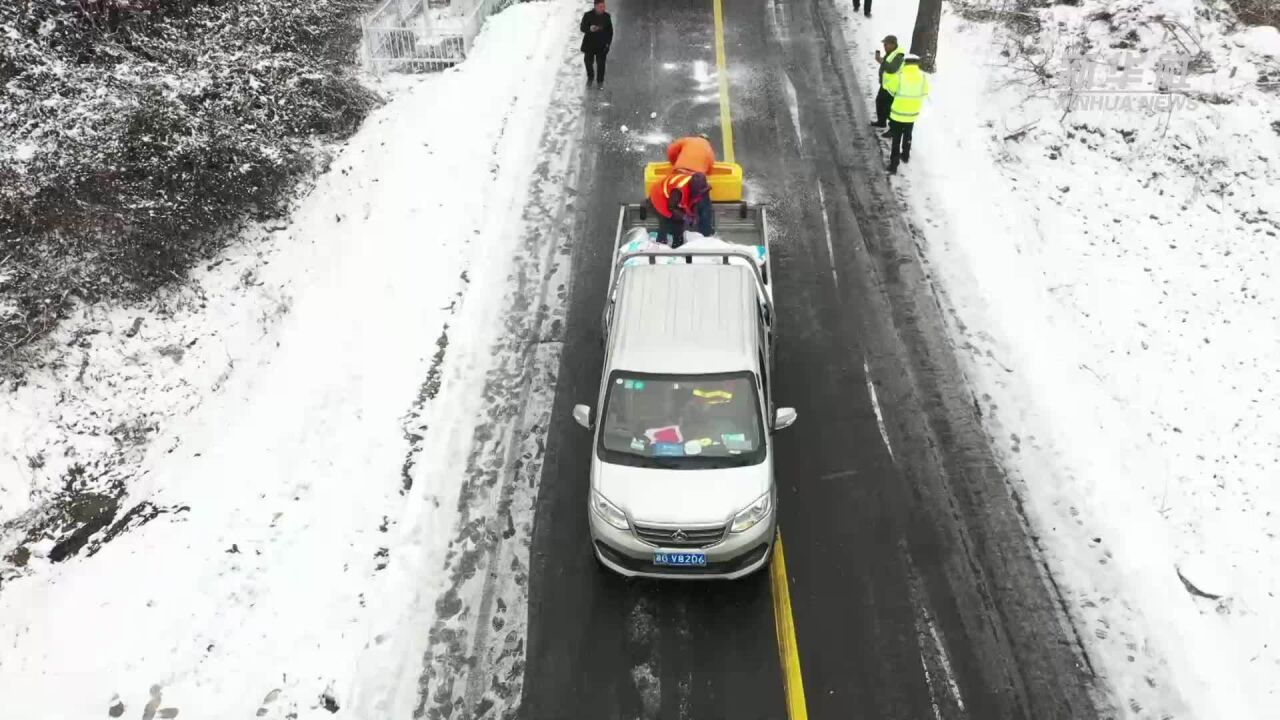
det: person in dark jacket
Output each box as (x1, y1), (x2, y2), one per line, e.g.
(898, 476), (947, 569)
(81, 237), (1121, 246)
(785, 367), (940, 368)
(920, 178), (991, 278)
(580, 1), (613, 87)
(872, 35), (905, 131)
(851, 0), (871, 17)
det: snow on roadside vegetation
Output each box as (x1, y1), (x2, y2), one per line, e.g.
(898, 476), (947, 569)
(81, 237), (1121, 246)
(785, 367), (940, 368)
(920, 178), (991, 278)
(0, 0), (378, 356)
(0, 1), (576, 717)
(840, 0), (1279, 717)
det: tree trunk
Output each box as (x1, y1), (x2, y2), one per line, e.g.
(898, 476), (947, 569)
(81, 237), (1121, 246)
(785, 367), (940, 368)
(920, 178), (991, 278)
(911, 0), (942, 73)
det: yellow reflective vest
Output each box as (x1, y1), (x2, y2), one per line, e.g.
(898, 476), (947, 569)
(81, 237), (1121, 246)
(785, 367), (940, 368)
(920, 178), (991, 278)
(884, 64), (929, 123)
(879, 47), (904, 90)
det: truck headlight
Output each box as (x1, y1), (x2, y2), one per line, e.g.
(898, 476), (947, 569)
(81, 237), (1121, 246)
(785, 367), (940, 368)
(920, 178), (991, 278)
(591, 490), (629, 530)
(730, 492), (772, 533)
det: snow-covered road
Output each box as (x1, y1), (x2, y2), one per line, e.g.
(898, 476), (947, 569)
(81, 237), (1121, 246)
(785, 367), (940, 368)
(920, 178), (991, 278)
(840, 0), (1280, 716)
(0, 2), (581, 717)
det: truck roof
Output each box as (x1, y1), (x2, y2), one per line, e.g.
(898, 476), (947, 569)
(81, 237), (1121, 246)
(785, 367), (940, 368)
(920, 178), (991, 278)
(608, 263), (761, 375)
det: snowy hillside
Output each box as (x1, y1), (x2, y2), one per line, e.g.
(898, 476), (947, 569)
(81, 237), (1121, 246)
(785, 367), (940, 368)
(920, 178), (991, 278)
(841, 0), (1280, 716)
(0, 1), (582, 716)
(0, 0), (377, 359)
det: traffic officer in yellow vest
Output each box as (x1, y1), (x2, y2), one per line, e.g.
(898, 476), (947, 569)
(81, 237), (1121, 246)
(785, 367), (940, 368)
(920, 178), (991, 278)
(883, 53), (929, 174)
(871, 35), (905, 131)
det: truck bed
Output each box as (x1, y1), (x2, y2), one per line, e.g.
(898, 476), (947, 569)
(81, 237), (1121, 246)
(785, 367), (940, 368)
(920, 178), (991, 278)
(620, 202), (766, 248)
(615, 202), (772, 286)
(603, 201), (775, 341)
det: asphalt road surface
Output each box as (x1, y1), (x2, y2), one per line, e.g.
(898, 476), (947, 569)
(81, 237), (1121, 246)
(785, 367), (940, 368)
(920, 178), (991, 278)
(521, 0), (1103, 718)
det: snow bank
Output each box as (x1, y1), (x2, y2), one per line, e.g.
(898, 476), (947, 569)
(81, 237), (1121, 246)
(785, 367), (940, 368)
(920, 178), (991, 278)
(0, 1), (576, 717)
(839, 0), (1280, 717)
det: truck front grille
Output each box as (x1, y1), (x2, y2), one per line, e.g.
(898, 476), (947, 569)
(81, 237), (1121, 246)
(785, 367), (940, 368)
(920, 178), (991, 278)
(633, 523), (726, 548)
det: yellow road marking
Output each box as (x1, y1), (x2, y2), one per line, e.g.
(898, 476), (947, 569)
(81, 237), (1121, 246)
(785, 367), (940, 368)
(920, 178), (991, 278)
(714, 3), (800, 711)
(711, 0), (736, 163)
(771, 531), (810, 720)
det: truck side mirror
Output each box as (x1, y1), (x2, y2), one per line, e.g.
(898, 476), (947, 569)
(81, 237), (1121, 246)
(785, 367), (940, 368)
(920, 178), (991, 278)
(573, 404), (593, 429)
(773, 407), (797, 431)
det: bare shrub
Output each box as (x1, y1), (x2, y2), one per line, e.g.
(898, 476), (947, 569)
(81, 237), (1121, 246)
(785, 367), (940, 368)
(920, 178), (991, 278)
(0, 0), (380, 366)
(1226, 0), (1279, 29)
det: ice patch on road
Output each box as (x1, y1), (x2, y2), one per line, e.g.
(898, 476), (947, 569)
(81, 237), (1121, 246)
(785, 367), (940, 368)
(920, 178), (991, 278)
(782, 72), (803, 148)
(692, 59), (714, 89)
(815, 182), (837, 286)
(630, 664), (661, 719)
(626, 597), (662, 720)
(863, 358), (893, 462)
(632, 131), (672, 149)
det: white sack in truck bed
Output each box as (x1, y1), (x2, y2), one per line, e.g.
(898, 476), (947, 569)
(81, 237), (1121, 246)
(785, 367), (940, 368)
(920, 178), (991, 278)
(620, 227), (767, 268)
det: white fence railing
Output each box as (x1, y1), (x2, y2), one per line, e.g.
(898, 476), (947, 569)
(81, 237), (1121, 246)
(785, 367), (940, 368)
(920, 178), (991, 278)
(361, 0), (521, 74)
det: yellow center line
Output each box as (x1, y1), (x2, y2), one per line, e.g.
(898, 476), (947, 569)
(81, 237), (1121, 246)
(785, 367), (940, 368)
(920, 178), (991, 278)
(711, 0), (736, 163)
(771, 531), (810, 720)
(714, 2), (802, 713)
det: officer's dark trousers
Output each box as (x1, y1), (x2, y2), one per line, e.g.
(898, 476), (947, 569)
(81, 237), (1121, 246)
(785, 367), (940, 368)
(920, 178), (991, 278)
(656, 214), (685, 248)
(584, 50), (607, 83)
(693, 199), (715, 237)
(874, 88), (893, 126)
(889, 119), (914, 167)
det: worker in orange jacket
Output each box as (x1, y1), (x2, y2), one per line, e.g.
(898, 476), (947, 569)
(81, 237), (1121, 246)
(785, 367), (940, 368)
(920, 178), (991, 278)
(649, 134), (717, 247)
(650, 170), (712, 248)
(667, 135), (716, 175)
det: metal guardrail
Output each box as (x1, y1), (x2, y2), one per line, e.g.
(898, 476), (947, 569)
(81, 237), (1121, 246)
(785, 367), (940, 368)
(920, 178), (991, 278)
(360, 0), (519, 75)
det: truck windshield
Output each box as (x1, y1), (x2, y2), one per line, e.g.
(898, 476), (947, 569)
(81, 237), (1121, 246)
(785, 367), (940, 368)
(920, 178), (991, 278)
(597, 371), (766, 469)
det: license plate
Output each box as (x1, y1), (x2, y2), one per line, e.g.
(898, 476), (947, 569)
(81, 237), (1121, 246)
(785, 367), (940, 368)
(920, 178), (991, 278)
(654, 551), (707, 567)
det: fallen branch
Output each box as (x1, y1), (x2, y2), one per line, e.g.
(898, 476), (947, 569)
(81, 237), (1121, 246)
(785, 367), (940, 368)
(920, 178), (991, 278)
(75, 353), (90, 383)
(1003, 120), (1039, 141)
(1175, 566), (1222, 600)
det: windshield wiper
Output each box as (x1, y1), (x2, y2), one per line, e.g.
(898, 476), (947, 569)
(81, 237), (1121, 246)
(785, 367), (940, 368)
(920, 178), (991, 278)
(647, 458), (685, 469)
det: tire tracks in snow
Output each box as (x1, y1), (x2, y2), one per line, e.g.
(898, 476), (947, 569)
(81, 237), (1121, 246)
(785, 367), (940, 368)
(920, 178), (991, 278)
(411, 28), (585, 720)
(400, 299), (463, 493)
(803, 0), (1100, 715)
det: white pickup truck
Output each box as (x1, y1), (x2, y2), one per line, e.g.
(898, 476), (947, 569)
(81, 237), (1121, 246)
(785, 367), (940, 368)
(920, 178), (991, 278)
(572, 201), (797, 579)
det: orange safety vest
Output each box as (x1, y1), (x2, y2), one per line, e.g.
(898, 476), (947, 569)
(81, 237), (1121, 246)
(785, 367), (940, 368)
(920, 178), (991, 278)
(649, 170), (698, 219)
